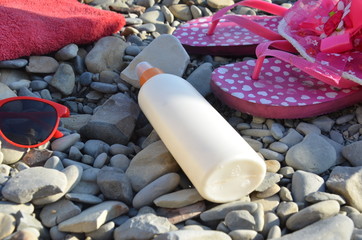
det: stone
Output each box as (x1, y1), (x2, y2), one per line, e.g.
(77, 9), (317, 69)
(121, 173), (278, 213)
(269, 122), (285, 140)
(168, 4), (192, 21)
(121, 34), (190, 88)
(200, 201), (258, 222)
(155, 230), (232, 240)
(207, 0), (234, 9)
(9, 79), (31, 90)
(109, 154), (131, 171)
(311, 116), (335, 132)
(251, 194), (280, 212)
(305, 192), (346, 205)
(58, 201), (129, 233)
(16, 211), (47, 238)
(65, 193), (103, 204)
(83, 139), (110, 158)
(60, 114), (92, 132)
(25, 56), (59, 73)
(32, 164), (83, 205)
(229, 230), (263, 240)
(256, 184), (280, 198)
(85, 36), (128, 73)
(291, 170), (325, 203)
(285, 133), (336, 174)
(51, 133), (81, 152)
(286, 200), (340, 231)
(190, 5), (203, 19)
(269, 142), (289, 153)
(275, 215), (353, 240)
(1, 167), (67, 203)
(0, 82), (17, 100)
(39, 199), (81, 228)
(86, 221), (115, 240)
(255, 172), (282, 192)
(157, 201), (206, 224)
(90, 82), (118, 94)
(126, 140), (179, 191)
(161, 5), (174, 23)
(114, 213), (177, 240)
(49, 63), (75, 95)
(0, 201), (34, 215)
(0, 212), (16, 239)
(279, 128), (303, 147)
(22, 148), (53, 167)
(55, 43), (78, 61)
(97, 167), (133, 205)
(225, 210), (256, 231)
(296, 122), (321, 135)
(186, 62), (213, 97)
(259, 148), (285, 161)
(140, 9), (165, 24)
(262, 212), (280, 237)
(153, 188), (204, 208)
(265, 160), (281, 173)
(276, 201), (298, 225)
(326, 166), (362, 211)
(80, 93), (140, 145)
(0, 59), (28, 68)
(342, 141), (362, 166)
(133, 173), (180, 209)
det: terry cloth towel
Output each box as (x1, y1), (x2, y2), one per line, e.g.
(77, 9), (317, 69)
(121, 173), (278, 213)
(0, 0), (125, 61)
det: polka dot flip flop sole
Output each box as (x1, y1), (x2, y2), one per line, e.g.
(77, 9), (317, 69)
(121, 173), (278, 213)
(173, 0), (287, 56)
(211, 58), (362, 119)
(173, 15), (282, 56)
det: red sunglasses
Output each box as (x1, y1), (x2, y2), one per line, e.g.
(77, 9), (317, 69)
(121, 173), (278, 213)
(0, 96), (70, 148)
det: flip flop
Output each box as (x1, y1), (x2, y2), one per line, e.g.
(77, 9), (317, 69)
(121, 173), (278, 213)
(211, 41), (362, 119)
(173, 0), (287, 56)
(279, 0), (362, 85)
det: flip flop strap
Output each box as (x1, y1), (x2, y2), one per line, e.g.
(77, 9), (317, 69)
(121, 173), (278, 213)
(252, 41), (357, 88)
(207, 0), (287, 40)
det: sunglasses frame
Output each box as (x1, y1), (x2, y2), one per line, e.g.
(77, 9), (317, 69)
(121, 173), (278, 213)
(0, 96), (70, 148)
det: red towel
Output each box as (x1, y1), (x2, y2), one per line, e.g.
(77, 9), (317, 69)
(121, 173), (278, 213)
(0, 0), (125, 61)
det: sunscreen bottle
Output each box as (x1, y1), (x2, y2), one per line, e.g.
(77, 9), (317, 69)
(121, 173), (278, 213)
(136, 61), (266, 203)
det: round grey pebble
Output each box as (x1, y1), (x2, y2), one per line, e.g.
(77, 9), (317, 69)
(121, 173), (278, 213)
(79, 72), (93, 86)
(225, 210), (256, 231)
(90, 82), (118, 94)
(30, 80), (48, 91)
(125, 45), (142, 56)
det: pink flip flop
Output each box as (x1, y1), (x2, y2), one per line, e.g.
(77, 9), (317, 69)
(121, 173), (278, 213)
(173, 0), (287, 56)
(211, 41), (362, 119)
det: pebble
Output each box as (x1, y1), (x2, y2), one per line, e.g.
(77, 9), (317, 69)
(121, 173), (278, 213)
(121, 34), (190, 88)
(291, 170), (325, 204)
(132, 172), (180, 208)
(296, 122), (321, 135)
(240, 129), (272, 138)
(255, 172), (282, 192)
(326, 166), (362, 211)
(85, 36), (128, 73)
(286, 200), (340, 231)
(126, 140), (179, 191)
(51, 133), (81, 152)
(305, 191), (346, 205)
(276, 201), (298, 225)
(90, 82), (118, 93)
(186, 62), (213, 97)
(0, 212), (16, 239)
(311, 116), (335, 132)
(58, 201), (129, 233)
(55, 43), (79, 61)
(207, 0), (234, 9)
(49, 63), (75, 95)
(269, 142), (289, 153)
(0, 59), (28, 68)
(25, 56), (59, 73)
(155, 230), (232, 240)
(259, 148), (284, 161)
(1, 167), (67, 203)
(270, 123), (285, 140)
(65, 193), (103, 204)
(265, 160), (281, 173)
(168, 4), (193, 21)
(342, 141), (362, 166)
(114, 213), (177, 240)
(279, 128), (303, 147)
(154, 188), (204, 208)
(97, 167), (133, 205)
(285, 133), (337, 174)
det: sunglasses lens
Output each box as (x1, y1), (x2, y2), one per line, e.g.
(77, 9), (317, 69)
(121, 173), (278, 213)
(0, 99), (57, 146)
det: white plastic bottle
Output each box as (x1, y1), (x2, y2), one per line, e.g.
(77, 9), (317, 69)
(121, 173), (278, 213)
(136, 61), (266, 203)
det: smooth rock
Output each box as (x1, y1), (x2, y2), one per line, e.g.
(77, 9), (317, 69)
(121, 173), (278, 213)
(58, 201), (129, 233)
(168, 4), (192, 21)
(133, 173), (180, 209)
(291, 170), (325, 203)
(1, 167), (67, 203)
(311, 116), (335, 132)
(286, 200), (340, 231)
(186, 62), (213, 97)
(9, 79), (31, 90)
(305, 191), (346, 205)
(85, 36), (128, 73)
(26, 56), (59, 73)
(276, 201), (298, 225)
(0, 82), (17, 100)
(121, 34), (190, 88)
(153, 188), (204, 208)
(126, 140), (179, 191)
(225, 210), (256, 231)
(90, 82), (118, 94)
(200, 201), (258, 222)
(85, 221), (115, 240)
(61, 114), (92, 132)
(55, 43), (79, 61)
(207, 0), (234, 9)
(97, 167), (133, 205)
(0, 59), (28, 68)
(285, 133), (336, 174)
(83, 139), (110, 158)
(255, 172), (282, 192)
(155, 230), (232, 240)
(0, 201), (34, 215)
(49, 63), (75, 95)
(279, 128), (303, 147)
(275, 215), (353, 240)
(259, 148), (284, 161)
(32, 164), (83, 205)
(80, 93), (140, 145)
(326, 166), (362, 211)
(114, 213), (177, 240)
(229, 230), (263, 240)
(156, 201), (206, 224)
(342, 141), (362, 166)
(39, 199), (81, 227)
(296, 122), (321, 135)
(65, 193), (103, 204)
(161, 5), (174, 23)
(140, 9), (165, 24)
(0, 212), (16, 239)
(51, 133), (81, 152)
